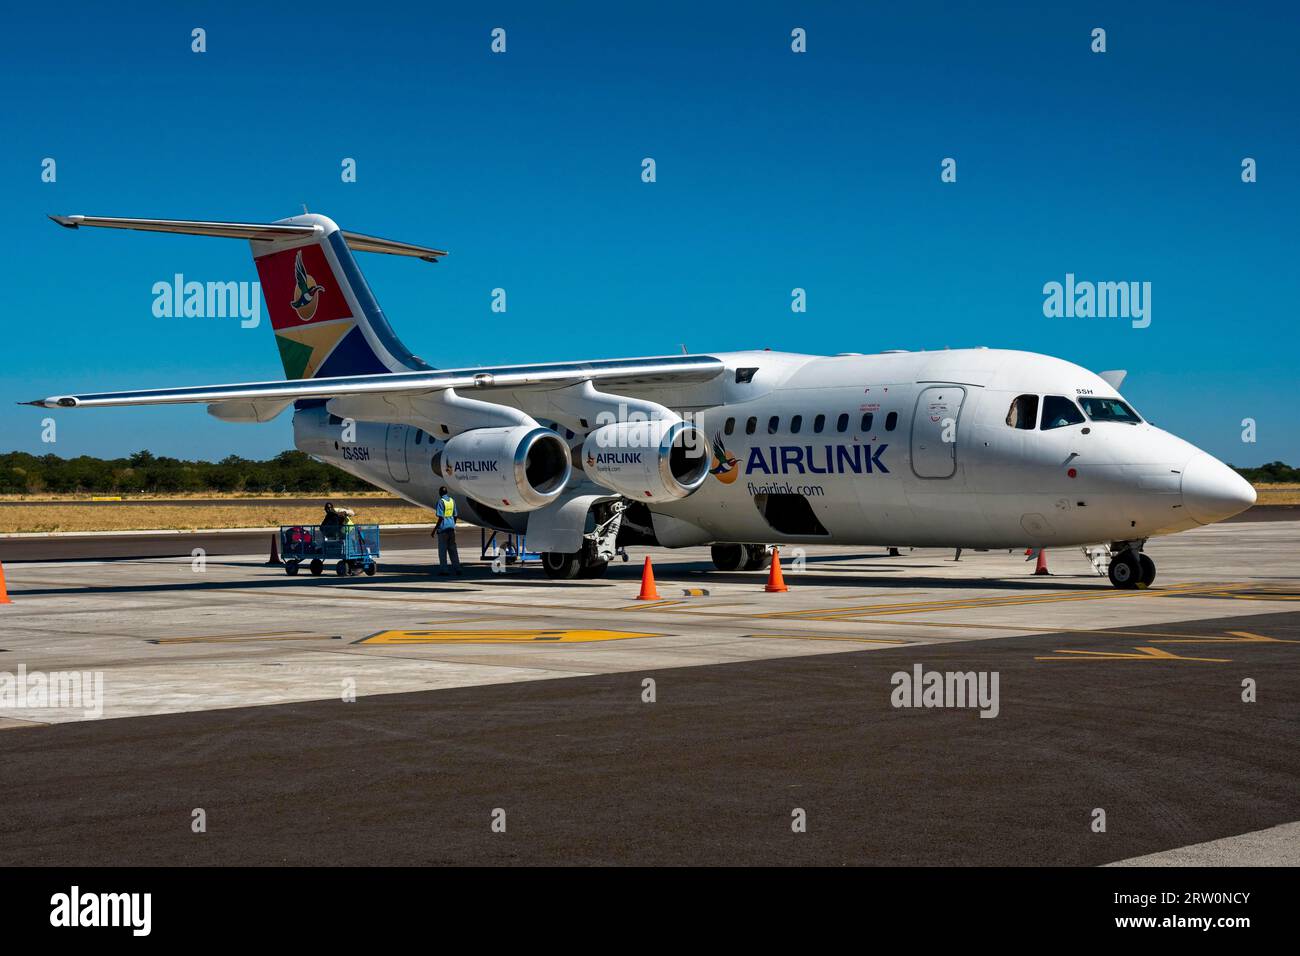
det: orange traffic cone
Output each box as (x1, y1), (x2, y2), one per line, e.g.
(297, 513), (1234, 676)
(636, 556), (661, 600)
(0, 561), (11, 604)
(266, 533), (282, 566)
(1034, 549), (1049, 576)
(764, 548), (789, 593)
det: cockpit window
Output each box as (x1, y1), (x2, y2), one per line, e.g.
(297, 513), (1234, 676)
(1079, 397), (1142, 424)
(1041, 395), (1085, 430)
(1005, 394), (1038, 430)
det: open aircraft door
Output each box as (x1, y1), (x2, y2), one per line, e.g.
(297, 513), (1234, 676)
(911, 386), (965, 479)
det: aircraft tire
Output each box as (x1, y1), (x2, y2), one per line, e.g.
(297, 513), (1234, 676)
(542, 551), (581, 580)
(742, 545), (772, 571)
(711, 543), (746, 572)
(1138, 553), (1156, 588)
(579, 559), (609, 579)
(1108, 552), (1141, 589)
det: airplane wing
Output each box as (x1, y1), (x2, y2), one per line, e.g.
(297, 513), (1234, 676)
(23, 355), (726, 410)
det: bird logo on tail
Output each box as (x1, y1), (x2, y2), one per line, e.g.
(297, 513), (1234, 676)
(290, 250), (325, 321)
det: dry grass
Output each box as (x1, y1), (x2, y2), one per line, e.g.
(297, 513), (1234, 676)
(1254, 483), (1300, 505)
(0, 491), (396, 503)
(0, 503), (432, 534)
(1, 484), (1293, 534)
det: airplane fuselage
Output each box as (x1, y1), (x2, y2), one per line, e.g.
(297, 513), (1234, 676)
(297, 347), (1251, 551)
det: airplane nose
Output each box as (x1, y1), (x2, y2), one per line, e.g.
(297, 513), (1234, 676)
(1181, 454), (1257, 525)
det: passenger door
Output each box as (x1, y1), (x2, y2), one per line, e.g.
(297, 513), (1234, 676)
(385, 424), (410, 483)
(911, 386), (965, 478)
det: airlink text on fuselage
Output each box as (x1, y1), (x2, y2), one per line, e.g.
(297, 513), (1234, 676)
(743, 443), (890, 476)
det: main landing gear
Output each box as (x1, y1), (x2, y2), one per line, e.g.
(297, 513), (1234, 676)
(541, 550), (609, 580)
(1106, 541), (1155, 590)
(710, 543), (773, 572)
(541, 501), (625, 580)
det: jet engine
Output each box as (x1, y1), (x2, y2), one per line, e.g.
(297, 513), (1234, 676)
(580, 419), (710, 502)
(438, 425), (572, 512)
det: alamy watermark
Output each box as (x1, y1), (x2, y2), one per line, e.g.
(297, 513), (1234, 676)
(891, 664), (999, 718)
(1042, 273), (1150, 329)
(152, 275), (261, 328)
(0, 665), (104, 718)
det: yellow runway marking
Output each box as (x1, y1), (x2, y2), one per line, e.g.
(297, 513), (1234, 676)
(758, 582), (1257, 621)
(1147, 630), (1300, 645)
(357, 628), (663, 645)
(1036, 646), (1230, 663)
(616, 601), (684, 611)
(823, 619), (1288, 642)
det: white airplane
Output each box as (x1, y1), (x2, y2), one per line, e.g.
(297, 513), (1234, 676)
(27, 213), (1256, 589)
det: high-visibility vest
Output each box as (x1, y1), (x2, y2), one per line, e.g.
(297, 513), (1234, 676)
(436, 496), (456, 520)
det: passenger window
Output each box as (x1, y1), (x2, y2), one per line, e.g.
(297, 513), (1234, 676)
(1005, 395), (1038, 430)
(885, 411), (898, 431)
(836, 413), (849, 433)
(790, 415), (802, 434)
(1041, 395), (1085, 430)
(813, 414), (826, 433)
(767, 415), (779, 434)
(745, 416), (757, 435)
(861, 412), (874, 431)
(414, 431), (422, 445)
(724, 417), (735, 436)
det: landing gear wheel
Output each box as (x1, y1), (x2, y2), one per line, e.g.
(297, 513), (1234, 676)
(336, 560), (349, 577)
(309, 559), (324, 576)
(542, 551), (581, 580)
(285, 562), (299, 576)
(579, 559), (609, 579)
(742, 545), (772, 572)
(1138, 553), (1156, 588)
(1108, 552), (1141, 589)
(711, 543), (746, 572)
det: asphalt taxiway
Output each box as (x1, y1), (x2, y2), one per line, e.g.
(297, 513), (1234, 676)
(0, 519), (1296, 865)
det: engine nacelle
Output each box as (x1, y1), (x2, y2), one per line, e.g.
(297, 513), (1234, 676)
(581, 419), (710, 502)
(439, 425), (571, 513)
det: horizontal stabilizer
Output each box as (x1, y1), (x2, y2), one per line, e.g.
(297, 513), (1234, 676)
(49, 215), (447, 262)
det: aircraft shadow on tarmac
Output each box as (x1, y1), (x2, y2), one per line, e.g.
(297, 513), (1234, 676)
(9, 561), (1114, 597)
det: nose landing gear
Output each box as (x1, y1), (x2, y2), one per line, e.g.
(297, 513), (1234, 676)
(1106, 541), (1156, 590)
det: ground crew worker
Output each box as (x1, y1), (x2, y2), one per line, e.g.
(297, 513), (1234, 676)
(321, 501), (354, 539)
(433, 486), (461, 575)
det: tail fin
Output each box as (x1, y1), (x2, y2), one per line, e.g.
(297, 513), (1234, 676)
(50, 213), (444, 380)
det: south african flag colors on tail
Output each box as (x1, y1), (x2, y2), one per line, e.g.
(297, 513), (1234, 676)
(251, 216), (431, 380)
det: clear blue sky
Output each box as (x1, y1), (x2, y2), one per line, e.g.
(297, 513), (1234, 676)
(3, 1), (1296, 466)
